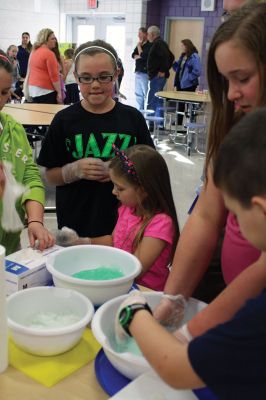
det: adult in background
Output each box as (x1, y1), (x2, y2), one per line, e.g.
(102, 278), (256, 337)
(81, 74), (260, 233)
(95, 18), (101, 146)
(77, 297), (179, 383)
(173, 39), (201, 125)
(131, 27), (152, 110)
(173, 39), (201, 93)
(17, 32), (32, 80)
(28, 28), (62, 104)
(146, 25), (174, 121)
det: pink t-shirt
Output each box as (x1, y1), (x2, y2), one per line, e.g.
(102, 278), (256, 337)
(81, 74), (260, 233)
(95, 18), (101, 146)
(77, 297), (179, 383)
(113, 205), (175, 291)
(221, 212), (261, 284)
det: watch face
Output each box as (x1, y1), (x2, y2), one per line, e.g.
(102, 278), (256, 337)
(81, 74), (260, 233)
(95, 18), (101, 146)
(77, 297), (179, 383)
(118, 303), (152, 336)
(119, 306), (131, 327)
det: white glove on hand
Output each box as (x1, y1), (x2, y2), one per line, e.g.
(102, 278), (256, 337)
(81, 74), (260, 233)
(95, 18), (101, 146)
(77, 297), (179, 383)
(55, 226), (80, 247)
(173, 323), (193, 344)
(61, 160), (83, 184)
(115, 290), (148, 342)
(62, 158), (110, 184)
(153, 293), (187, 330)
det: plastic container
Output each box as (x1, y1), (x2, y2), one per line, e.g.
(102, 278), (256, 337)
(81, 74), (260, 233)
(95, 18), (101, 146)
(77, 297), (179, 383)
(46, 245), (142, 306)
(7, 286), (94, 356)
(91, 291), (207, 380)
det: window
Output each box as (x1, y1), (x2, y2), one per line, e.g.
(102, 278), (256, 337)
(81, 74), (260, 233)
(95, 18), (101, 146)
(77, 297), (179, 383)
(77, 25), (95, 46)
(106, 25), (125, 61)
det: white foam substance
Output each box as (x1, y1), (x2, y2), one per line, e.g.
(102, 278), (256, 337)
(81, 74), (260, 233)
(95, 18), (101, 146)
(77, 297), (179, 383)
(27, 311), (80, 329)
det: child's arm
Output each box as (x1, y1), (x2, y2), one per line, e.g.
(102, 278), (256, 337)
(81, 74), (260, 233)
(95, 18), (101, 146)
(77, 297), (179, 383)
(127, 308), (204, 389)
(67, 236), (113, 246)
(188, 251), (266, 337)
(89, 235), (113, 246)
(55, 227), (114, 247)
(25, 200), (55, 251)
(134, 237), (167, 276)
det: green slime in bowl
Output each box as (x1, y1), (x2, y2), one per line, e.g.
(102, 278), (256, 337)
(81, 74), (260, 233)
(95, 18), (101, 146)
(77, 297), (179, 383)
(72, 266), (124, 280)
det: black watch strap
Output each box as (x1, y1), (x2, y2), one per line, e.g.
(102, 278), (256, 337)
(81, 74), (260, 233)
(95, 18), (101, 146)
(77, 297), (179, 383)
(119, 302), (152, 336)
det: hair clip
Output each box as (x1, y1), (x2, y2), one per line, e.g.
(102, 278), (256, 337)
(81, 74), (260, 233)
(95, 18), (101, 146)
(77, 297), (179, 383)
(112, 144), (139, 182)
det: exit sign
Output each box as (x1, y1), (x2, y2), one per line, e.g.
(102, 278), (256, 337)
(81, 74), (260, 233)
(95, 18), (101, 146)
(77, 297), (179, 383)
(87, 0), (98, 8)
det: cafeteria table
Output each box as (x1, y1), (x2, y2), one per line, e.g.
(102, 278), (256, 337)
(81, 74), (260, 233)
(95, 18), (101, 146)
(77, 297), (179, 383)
(2, 103), (68, 126)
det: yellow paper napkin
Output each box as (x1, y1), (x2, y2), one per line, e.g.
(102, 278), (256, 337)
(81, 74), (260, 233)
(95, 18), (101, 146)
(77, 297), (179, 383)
(9, 328), (101, 387)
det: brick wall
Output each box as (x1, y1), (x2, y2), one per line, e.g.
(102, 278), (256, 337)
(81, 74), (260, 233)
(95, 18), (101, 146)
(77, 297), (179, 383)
(146, 0), (224, 88)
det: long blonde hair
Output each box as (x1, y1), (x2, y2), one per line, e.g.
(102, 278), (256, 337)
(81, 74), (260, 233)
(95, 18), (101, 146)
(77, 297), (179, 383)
(33, 28), (54, 50)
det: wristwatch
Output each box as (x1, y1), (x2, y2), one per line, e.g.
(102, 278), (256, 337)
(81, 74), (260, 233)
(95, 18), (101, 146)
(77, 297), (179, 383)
(118, 303), (153, 336)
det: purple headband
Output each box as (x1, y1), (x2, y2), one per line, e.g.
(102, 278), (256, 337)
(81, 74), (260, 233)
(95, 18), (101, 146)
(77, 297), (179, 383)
(112, 144), (139, 182)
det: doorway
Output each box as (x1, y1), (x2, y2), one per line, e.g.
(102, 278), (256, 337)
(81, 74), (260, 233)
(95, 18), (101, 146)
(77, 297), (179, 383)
(165, 18), (204, 90)
(72, 15), (126, 62)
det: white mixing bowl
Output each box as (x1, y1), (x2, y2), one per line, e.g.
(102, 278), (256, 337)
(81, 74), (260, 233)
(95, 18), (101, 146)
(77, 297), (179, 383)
(91, 291), (206, 380)
(46, 245), (142, 305)
(7, 286), (94, 356)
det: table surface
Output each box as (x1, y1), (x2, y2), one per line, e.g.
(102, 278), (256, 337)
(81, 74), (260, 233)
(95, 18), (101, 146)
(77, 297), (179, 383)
(0, 286), (150, 399)
(2, 103), (68, 126)
(4, 103), (68, 113)
(156, 90), (211, 103)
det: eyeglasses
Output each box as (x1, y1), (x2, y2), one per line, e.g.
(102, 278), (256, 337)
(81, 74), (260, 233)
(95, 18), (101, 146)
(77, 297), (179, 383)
(77, 73), (115, 84)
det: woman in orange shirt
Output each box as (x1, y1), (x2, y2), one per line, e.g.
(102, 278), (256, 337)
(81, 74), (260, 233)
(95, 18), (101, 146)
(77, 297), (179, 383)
(28, 28), (62, 104)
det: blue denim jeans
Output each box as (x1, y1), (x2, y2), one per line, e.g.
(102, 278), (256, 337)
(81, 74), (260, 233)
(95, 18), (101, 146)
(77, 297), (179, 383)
(147, 76), (166, 115)
(135, 72), (149, 110)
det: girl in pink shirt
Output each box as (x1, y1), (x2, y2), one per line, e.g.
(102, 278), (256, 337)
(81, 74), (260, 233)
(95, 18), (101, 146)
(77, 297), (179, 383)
(63, 145), (180, 291)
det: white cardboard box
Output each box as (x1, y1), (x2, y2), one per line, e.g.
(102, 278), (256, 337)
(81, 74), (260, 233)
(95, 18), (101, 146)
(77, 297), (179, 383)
(110, 370), (197, 400)
(5, 245), (62, 296)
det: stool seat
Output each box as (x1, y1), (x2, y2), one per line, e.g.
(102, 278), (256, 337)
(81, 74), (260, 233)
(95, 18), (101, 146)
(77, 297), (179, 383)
(145, 116), (164, 123)
(185, 122), (206, 129)
(139, 109), (155, 116)
(157, 106), (176, 112)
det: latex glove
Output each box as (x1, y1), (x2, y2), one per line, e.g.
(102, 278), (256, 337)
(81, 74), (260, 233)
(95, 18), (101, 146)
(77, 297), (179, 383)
(55, 226), (79, 246)
(62, 158), (109, 184)
(153, 293), (187, 330)
(173, 323), (193, 344)
(115, 290), (148, 342)
(55, 226), (91, 247)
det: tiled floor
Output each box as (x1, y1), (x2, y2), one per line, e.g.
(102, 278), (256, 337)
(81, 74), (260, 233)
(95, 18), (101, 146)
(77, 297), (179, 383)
(157, 138), (204, 228)
(21, 136), (205, 247)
